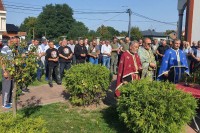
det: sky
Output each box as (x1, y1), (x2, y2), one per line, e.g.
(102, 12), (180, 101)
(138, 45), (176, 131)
(4, 0), (186, 32)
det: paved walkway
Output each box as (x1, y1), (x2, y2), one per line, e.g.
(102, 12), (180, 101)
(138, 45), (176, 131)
(0, 76), (197, 133)
(0, 83), (67, 112)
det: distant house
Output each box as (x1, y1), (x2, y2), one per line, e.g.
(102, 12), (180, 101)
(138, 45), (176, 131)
(3, 24), (19, 39)
(141, 29), (169, 41)
(168, 32), (177, 40)
(116, 36), (125, 40)
(168, 31), (185, 40)
(0, 0), (6, 39)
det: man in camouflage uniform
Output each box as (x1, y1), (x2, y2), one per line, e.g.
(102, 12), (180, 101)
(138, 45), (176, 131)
(111, 37), (120, 74)
(121, 36), (131, 52)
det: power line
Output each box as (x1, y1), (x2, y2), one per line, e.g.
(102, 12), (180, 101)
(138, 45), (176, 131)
(73, 7), (125, 12)
(4, 3), (42, 10)
(132, 12), (177, 26)
(74, 11), (126, 14)
(75, 17), (168, 23)
(5, 6), (41, 12)
(4, 0), (124, 12)
(6, 10), (39, 15)
(3, 1), (177, 26)
(4, 4), (125, 14)
(3, 0), (42, 7)
(90, 13), (124, 29)
(4, 1), (125, 14)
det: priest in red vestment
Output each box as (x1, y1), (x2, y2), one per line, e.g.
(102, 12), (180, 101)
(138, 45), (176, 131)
(115, 41), (142, 97)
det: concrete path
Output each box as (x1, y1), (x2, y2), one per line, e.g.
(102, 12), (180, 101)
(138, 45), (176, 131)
(0, 83), (67, 112)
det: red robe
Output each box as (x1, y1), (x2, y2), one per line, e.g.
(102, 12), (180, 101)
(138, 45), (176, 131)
(115, 50), (142, 97)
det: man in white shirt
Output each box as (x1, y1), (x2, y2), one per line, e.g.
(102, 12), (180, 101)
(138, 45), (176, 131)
(84, 39), (89, 50)
(68, 40), (76, 64)
(38, 39), (47, 64)
(27, 39), (34, 51)
(101, 40), (112, 69)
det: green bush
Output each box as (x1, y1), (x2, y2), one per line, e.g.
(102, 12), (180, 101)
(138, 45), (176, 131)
(65, 63), (112, 106)
(181, 68), (200, 84)
(0, 113), (47, 133)
(117, 79), (198, 133)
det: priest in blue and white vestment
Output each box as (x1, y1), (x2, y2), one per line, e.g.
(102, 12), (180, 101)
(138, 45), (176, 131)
(157, 39), (189, 83)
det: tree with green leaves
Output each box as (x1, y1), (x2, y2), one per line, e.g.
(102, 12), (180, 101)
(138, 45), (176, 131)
(1, 40), (38, 117)
(86, 30), (99, 41)
(67, 21), (89, 39)
(120, 31), (128, 37)
(107, 26), (120, 37)
(130, 27), (143, 41)
(35, 4), (75, 39)
(96, 25), (120, 40)
(19, 17), (37, 40)
(165, 30), (175, 35)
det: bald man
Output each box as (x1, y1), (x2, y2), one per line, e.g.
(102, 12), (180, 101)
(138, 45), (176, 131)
(138, 38), (156, 80)
(115, 41), (142, 97)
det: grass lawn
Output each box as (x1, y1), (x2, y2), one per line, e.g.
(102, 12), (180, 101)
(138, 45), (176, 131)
(19, 103), (128, 133)
(29, 75), (48, 86)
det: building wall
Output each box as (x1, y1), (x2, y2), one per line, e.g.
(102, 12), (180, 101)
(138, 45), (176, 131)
(152, 37), (168, 42)
(186, 0), (200, 43)
(0, 10), (6, 39)
(191, 0), (200, 42)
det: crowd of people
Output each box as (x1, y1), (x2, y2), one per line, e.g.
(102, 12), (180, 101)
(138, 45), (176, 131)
(1, 35), (200, 108)
(115, 38), (200, 96)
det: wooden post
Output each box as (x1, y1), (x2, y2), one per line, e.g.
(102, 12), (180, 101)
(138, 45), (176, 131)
(12, 82), (17, 117)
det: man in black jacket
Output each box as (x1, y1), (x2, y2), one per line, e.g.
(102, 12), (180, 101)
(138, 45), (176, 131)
(74, 39), (88, 64)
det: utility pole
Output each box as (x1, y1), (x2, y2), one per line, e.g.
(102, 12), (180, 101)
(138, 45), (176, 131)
(177, 10), (184, 39)
(127, 9), (132, 38)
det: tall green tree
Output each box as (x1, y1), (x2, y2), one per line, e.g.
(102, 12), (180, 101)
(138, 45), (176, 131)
(67, 21), (88, 40)
(86, 30), (99, 41)
(96, 25), (120, 40)
(130, 27), (143, 41)
(107, 26), (120, 36)
(35, 4), (75, 39)
(19, 17), (37, 40)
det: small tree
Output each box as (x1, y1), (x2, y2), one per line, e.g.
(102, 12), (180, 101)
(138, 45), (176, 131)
(96, 25), (120, 40)
(0, 41), (38, 117)
(130, 27), (143, 40)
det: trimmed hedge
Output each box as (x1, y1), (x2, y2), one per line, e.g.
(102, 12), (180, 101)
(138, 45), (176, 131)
(65, 63), (112, 106)
(117, 79), (198, 133)
(181, 68), (200, 84)
(0, 113), (47, 133)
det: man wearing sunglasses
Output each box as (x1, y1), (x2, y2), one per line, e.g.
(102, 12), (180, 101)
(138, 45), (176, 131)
(138, 38), (156, 80)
